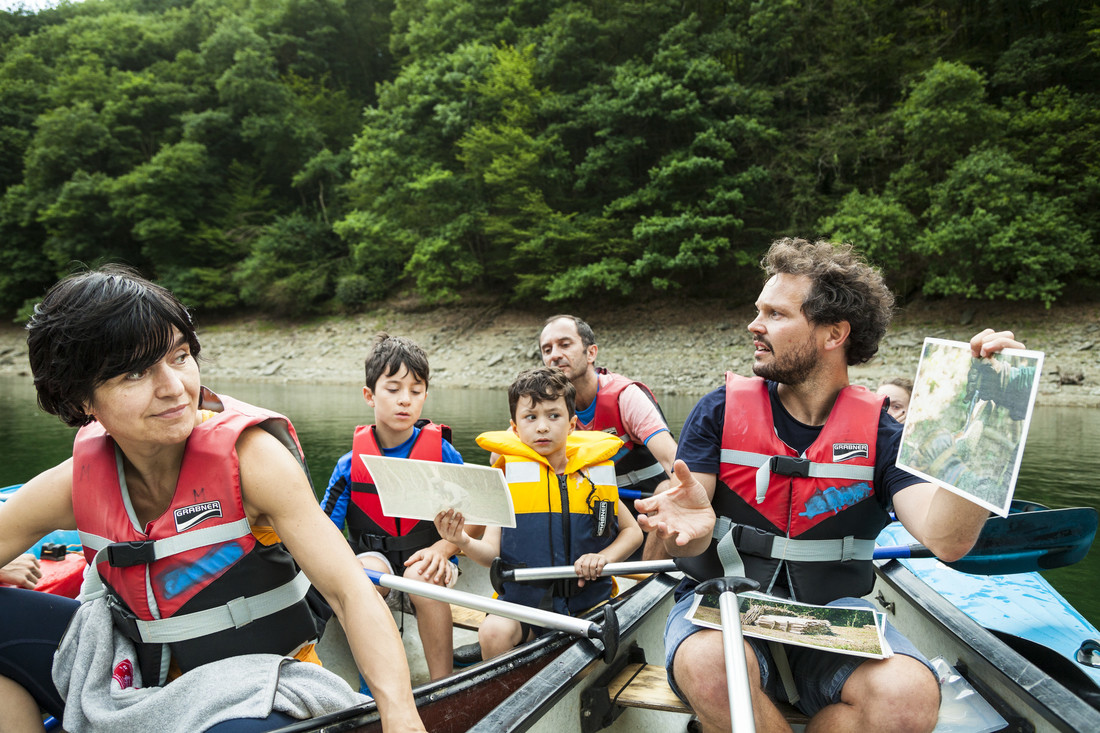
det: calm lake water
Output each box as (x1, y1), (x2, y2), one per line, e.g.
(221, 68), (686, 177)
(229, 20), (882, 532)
(2, 375), (1098, 626)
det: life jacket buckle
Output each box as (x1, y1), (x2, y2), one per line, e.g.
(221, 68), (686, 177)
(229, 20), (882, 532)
(732, 524), (776, 558)
(106, 540), (156, 567)
(769, 455), (811, 478)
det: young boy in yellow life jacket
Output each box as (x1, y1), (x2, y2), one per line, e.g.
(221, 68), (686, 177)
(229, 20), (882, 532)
(435, 366), (643, 661)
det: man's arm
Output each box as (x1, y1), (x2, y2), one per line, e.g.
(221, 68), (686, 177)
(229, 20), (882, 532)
(644, 431), (678, 476)
(892, 483), (989, 561)
(619, 384), (677, 476)
(238, 428), (425, 733)
(891, 328), (1024, 560)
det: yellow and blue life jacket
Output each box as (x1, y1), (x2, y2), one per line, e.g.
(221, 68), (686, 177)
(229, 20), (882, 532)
(476, 429), (622, 614)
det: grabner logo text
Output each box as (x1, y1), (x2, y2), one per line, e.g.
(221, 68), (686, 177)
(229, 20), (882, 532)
(832, 443), (869, 462)
(174, 500), (223, 532)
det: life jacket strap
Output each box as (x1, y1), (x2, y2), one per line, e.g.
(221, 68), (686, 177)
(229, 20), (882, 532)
(118, 571), (313, 644)
(768, 640), (801, 706)
(79, 518), (253, 567)
(615, 461), (666, 488)
(712, 517), (875, 577)
(719, 449), (874, 503)
(358, 523), (439, 553)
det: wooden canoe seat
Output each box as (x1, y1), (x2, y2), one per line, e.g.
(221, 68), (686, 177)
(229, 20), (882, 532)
(607, 662), (809, 725)
(451, 604), (486, 631)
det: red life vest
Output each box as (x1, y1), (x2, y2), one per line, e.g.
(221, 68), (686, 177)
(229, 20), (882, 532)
(347, 421), (447, 566)
(72, 392), (323, 684)
(590, 368), (668, 493)
(682, 374), (890, 604)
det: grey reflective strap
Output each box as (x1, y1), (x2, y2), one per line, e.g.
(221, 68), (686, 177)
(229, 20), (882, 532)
(719, 449), (770, 468)
(140, 518), (252, 562)
(719, 449), (775, 504)
(615, 461), (667, 488)
(78, 552), (107, 601)
(768, 640), (800, 706)
(769, 535), (875, 562)
(82, 518), (252, 566)
(713, 516), (746, 577)
(715, 520), (874, 563)
(807, 463), (875, 481)
(132, 571), (312, 644)
(720, 449), (874, 504)
(78, 531), (111, 553)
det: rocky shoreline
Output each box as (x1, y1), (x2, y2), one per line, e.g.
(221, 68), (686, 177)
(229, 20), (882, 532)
(1, 298), (1097, 407)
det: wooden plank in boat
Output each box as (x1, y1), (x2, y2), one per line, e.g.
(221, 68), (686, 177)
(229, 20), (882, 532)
(451, 604), (486, 631)
(608, 662), (689, 713)
(608, 662), (810, 725)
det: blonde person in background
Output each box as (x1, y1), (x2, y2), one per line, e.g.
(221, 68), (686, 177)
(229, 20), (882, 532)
(877, 377), (913, 424)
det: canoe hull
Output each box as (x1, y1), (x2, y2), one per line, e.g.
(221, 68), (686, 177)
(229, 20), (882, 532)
(274, 572), (678, 733)
(465, 562), (1100, 733)
(872, 557), (1100, 733)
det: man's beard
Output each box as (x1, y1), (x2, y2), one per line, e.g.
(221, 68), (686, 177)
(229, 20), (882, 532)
(752, 336), (818, 385)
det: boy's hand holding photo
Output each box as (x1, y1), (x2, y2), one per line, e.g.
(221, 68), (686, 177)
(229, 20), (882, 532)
(434, 509), (500, 568)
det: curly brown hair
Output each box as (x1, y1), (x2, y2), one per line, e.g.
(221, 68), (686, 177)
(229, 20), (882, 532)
(763, 238), (894, 365)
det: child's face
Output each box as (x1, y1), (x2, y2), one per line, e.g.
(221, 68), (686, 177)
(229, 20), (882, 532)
(876, 384), (910, 424)
(364, 364), (427, 445)
(510, 394), (576, 460)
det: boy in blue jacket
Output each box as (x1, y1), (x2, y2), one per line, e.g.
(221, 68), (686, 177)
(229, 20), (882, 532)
(321, 333), (466, 681)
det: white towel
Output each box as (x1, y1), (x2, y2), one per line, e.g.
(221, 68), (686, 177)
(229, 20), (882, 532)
(53, 595), (369, 732)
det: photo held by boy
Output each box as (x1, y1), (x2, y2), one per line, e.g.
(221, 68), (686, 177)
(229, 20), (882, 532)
(320, 333), (480, 682)
(434, 366), (643, 661)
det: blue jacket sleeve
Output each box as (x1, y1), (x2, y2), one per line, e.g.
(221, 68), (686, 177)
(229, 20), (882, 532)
(441, 440), (464, 465)
(319, 451), (353, 532)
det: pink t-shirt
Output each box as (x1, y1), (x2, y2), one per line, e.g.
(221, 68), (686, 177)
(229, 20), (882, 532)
(576, 372), (669, 445)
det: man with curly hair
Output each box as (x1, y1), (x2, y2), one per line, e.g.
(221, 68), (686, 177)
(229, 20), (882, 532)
(637, 238), (1024, 733)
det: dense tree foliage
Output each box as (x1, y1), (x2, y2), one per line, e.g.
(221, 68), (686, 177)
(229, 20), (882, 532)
(1, 0), (1096, 315)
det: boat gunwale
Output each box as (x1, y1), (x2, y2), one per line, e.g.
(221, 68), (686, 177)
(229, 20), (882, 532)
(875, 557), (1100, 732)
(468, 572), (679, 732)
(270, 573), (675, 733)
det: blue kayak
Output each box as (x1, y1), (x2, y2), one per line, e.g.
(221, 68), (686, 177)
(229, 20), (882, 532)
(878, 519), (1100, 705)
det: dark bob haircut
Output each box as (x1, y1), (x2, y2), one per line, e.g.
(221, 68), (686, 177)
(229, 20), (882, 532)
(507, 366), (576, 421)
(26, 265), (202, 427)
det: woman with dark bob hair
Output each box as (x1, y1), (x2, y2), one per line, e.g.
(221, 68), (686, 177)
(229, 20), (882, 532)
(0, 266), (426, 732)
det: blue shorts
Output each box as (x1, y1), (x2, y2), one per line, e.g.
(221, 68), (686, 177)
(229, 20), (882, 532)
(664, 590), (937, 716)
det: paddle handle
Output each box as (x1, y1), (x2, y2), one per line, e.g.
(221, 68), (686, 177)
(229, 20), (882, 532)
(500, 547), (937, 583)
(719, 590), (756, 732)
(363, 568), (596, 638)
(873, 543), (934, 560)
(502, 559), (678, 583)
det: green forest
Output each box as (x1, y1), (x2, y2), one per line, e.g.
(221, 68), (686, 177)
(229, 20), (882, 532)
(2, 0), (1097, 318)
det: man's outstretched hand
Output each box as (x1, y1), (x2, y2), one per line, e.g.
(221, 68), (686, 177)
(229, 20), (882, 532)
(634, 460), (715, 555)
